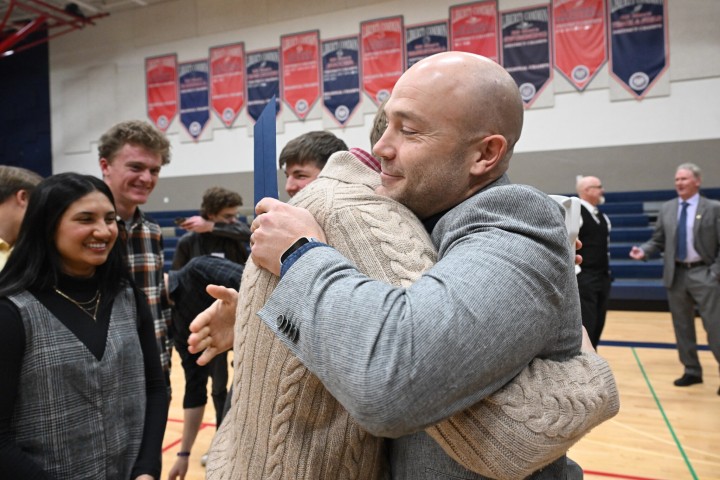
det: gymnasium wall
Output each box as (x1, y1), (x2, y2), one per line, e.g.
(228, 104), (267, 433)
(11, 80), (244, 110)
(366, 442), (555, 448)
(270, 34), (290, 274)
(47, 0), (720, 210)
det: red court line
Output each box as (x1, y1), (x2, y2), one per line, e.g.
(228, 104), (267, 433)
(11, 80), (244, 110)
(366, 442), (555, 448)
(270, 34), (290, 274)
(584, 470), (665, 480)
(162, 418), (217, 452)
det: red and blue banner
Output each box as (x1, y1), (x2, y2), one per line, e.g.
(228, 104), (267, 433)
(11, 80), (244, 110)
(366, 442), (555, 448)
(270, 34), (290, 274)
(178, 60), (210, 141)
(553, 0), (607, 91)
(145, 54), (178, 132)
(608, 0), (668, 99)
(281, 31), (321, 120)
(361, 16), (404, 106)
(246, 49), (281, 123)
(449, 1), (499, 62)
(501, 5), (553, 108)
(322, 36), (361, 126)
(405, 21), (448, 69)
(209, 43), (245, 127)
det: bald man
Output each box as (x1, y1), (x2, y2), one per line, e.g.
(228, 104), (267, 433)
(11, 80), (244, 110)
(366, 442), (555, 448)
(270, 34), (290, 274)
(576, 176), (612, 348)
(250, 52), (590, 478)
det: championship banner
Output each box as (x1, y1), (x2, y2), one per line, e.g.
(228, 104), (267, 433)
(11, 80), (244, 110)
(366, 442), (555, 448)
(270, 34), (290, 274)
(553, 0), (607, 91)
(501, 5), (553, 109)
(178, 60), (210, 141)
(281, 31), (320, 120)
(322, 36), (361, 126)
(246, 49), (281, 123)
(209, 43), (245, 127)
(405, 21), (448, 70)
(361, 16), (404, 106)
(449, 1), (499, 62)
(145, 54), (178, 132)
(608, 0), (668, 99)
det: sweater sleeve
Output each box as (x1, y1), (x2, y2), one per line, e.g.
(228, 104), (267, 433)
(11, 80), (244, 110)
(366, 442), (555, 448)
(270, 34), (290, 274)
(0, 299), (57, 479)
(130, 291), (169, 479)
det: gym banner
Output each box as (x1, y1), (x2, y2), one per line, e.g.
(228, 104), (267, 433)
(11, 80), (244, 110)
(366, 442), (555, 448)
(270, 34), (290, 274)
(609, 0), (668, 99)
(145, 54), (178, 132)
(449, 1), (499, 62)
(501, 5), (553, 109)
(405, 21), (448, 69)
(361, 16), (404, 106)
(209, 43), (245, 127)
(178, 60), (210, 141)
(246, 49), (281, 123)
(281, 31), (320, 120)
(553, 0), (607, 91)
(322, 36), (361, 126)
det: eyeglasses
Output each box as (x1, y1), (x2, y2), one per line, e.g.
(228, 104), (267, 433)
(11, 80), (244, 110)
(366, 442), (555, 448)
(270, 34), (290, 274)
(587, 185), (603, 190)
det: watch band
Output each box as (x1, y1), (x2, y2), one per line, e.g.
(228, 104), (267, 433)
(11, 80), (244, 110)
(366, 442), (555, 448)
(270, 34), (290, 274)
(280, 236), (318, 265)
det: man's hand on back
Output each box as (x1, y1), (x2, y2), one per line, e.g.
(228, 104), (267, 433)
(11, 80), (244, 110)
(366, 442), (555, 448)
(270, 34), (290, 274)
(250, 198), (326, 276)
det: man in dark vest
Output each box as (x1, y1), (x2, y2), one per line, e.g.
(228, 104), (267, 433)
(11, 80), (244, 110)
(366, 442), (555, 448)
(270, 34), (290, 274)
(576, 175), (612, 349)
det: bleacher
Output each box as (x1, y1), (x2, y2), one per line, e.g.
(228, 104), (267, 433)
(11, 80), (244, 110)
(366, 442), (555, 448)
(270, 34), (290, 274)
(147, 187), (720, 311)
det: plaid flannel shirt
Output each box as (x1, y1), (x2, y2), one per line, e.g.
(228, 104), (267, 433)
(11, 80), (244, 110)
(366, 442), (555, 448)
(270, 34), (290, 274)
(118, 208), (172, 379)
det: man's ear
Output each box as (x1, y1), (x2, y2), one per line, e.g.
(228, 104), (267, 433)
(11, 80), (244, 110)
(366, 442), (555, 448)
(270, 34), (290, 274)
(15, 189), (29, 207)
(469, 134), (508, 178)
(99, 157), (110, 177)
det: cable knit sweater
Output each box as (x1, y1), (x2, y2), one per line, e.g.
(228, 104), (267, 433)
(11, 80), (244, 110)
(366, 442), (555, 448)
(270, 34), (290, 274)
(207, 151), (619, 480)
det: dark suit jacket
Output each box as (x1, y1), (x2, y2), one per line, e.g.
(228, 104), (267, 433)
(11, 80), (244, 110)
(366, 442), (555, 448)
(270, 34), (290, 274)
(640, 196), (720, 287)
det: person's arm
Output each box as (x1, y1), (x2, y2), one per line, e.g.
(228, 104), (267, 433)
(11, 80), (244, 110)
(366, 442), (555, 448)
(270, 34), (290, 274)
(131, 293), (169, 480)
(211, 221), (251, 242)
(167, 406), (204, 480)
(426, 348), (619, 478)
(0, 300), (56, 479)
(252, 190), (581, 438)
(633, 204), (668, 260)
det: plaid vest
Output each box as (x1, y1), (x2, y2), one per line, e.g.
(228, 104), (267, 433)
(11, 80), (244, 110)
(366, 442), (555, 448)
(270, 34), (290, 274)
(9, 287), (146, 479)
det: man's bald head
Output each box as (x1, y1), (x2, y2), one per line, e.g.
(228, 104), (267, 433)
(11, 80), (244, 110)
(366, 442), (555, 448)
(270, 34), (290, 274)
(373, 53), (525, 218)
(403, 52), (524, 166)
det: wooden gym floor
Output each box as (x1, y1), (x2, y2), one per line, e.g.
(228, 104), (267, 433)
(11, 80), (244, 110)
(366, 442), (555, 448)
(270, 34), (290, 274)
(162, 310), (720, 480)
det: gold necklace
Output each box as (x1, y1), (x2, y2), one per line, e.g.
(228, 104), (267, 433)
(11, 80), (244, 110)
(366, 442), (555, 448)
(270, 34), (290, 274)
(53, 287), (102, 321)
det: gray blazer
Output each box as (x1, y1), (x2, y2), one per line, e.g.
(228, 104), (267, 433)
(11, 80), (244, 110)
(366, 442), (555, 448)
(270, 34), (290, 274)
(258, 174), (583, 478)
(640, 196), (720, 288)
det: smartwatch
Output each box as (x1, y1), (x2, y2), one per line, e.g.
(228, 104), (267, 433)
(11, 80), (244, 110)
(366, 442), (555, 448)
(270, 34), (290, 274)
(280, 236), (319, 265)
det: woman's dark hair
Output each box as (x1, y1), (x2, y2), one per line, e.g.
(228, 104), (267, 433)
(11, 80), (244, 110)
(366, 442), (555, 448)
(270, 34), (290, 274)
(0, 172), (131, 300)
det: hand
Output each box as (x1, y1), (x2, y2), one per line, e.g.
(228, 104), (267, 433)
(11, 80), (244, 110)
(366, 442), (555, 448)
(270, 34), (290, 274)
(629, 245), (645, 260)
(188, 285), (238, 366)
(180, 215), (214, 233)
(580, 326), (595, 353)
(575, 239), (583, 266)
(250, 198), (326, 276)
(134, 475), (155, 480)
(167, 455), (189, 480)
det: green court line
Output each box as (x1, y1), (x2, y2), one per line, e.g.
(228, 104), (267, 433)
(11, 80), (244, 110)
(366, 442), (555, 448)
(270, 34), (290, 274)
(632, 347), (698, 480)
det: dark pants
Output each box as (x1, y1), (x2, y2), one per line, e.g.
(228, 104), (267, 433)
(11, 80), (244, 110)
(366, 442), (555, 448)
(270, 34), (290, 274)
(175, 337), (229, 427)
(667, 264), (720, 377)
(576, 270), (612, 349)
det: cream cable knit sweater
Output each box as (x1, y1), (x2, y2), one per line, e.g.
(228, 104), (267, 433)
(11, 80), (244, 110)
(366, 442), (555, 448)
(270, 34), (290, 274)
(207, 151), (619, 480)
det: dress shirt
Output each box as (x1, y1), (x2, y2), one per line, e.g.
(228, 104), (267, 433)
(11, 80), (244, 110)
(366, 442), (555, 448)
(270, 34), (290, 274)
(679, 193), (701, 262)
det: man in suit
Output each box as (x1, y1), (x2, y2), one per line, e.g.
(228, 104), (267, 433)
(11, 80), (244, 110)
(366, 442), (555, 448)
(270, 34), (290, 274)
(576, 176), (612, 348)
(630, 163), (720, 393)
(249, 52), (588, 478)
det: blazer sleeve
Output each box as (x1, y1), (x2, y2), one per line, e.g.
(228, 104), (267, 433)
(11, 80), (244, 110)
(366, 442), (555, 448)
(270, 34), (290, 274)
(639, 202), (671, 258)
(257, 192), (581, 438)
